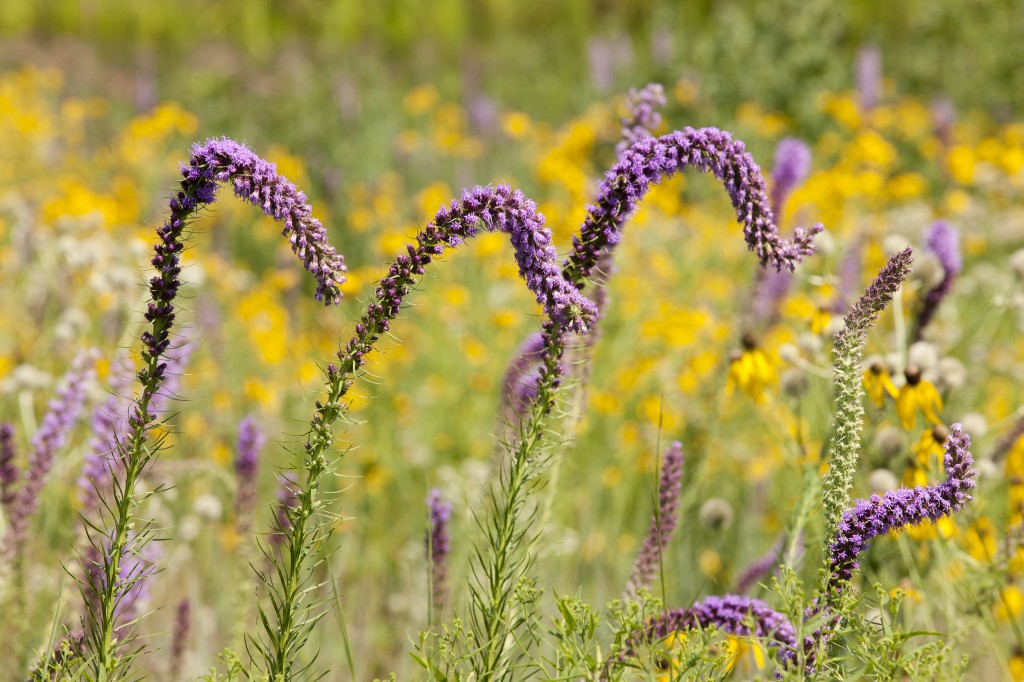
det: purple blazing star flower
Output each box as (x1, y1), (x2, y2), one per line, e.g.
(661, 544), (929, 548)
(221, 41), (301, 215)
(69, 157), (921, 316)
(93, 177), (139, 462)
(609, 594), (798, 676)
(769, 138), (812, 218)
(0, 422), (17, 509)
(338, 185), (597, 384)
(624, 441), (684, 599)
(2, 350), (97, 561)
(734, 533), (804, 596)
(498, 333), (547, 429)
(270, 473), (300, 548)
(563, 128), (822, 288)
(830, 239), (864, 314)
(170, 598), (191, 676)
(616, 83), (667, 157)
(234, 415), (266, 533)
(914, 220), (961, 340)
(828, 423), (975, 588)
(78, 356), (135, 516)
(855, 44), (882, 112)
(426, 488), (453, 613)
(183, 139), (346, 304)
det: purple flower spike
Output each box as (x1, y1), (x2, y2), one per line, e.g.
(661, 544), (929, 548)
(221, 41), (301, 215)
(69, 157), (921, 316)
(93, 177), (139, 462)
(610, 594), (798, 675)
(925, 220), (962, 276)
(170, 598), (191, 676)
(149, 337), (195, 420)
(616, 83), (667, 157)
(564, 128), (822, 286)
(624, 441), (684, 599)
(0, 423), (17, 510)
(271, 473), (300, 547)
(2, 350), (96, 561)
(339, 185), (597, 384)
(855, 44), (882, 112)
(736, 534), (789, 596)
(234, 415), (266, 533)
(184, 139), (346, 305)
(431, 186), (597, 333)
(78, 358), (135, 516)
(914, 220), (961, 340)
(769, 138), (812, 218)
(426, 489), (453, 614)
(498, 332), (549, 427)
(828, 423), (975, 589)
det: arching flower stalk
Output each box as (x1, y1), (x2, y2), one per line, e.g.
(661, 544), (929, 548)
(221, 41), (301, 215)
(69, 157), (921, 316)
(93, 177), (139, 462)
(464, 129), (822, 681)
(81, 138), (347, 677)
(258, 184), (596, 679)
(563, 128), (822, 288)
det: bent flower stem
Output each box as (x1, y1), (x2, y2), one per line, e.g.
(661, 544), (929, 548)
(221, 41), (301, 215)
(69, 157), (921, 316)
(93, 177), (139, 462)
(86, 138), (345, 676)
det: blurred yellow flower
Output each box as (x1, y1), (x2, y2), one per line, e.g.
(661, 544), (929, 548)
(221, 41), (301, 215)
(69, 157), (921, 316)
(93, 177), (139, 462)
(863, 360), (898, 408)
(994, 584), (1023, 621)
(895, 367), (943, 430)
(726, 334), (776, 403)
(403, 83), (439, 115)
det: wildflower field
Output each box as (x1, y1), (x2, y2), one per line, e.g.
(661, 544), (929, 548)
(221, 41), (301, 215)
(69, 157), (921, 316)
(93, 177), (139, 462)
(2, 2), (1024, 680)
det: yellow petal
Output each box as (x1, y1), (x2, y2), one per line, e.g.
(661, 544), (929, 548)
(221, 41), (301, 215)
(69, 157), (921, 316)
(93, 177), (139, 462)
(896, 386), (917, 430)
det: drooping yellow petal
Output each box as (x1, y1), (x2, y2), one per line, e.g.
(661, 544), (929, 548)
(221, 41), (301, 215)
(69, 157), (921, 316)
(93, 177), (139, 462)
(917, 380), (944, 425)
(896, 385), (918, 430)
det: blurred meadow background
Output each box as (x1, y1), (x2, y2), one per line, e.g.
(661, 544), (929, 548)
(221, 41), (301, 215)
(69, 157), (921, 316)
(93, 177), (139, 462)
(2, 1), (1024, 679)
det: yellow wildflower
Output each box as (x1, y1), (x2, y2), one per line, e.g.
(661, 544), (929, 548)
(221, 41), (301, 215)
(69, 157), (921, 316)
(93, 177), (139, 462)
(995, 584), (1024, 622)
(913, 423), (949, 469)
(895, 365), (943, 430)
(863, 359), (898, 408)
(726, 335), (776, 404)
(1012, 651), (1024, 682)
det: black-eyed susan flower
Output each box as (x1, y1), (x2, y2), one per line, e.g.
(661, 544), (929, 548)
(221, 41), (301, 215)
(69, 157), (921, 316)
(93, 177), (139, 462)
(863, 358), (898, 408)
(726, 334), (776, 404)
(896, 364), (943, 430)
(1011, 647), (1024, 681)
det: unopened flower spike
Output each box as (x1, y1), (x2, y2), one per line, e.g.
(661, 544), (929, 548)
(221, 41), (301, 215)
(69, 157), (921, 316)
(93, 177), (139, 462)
(0, 423), (17, 510)
(822, 248), (913, 544)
